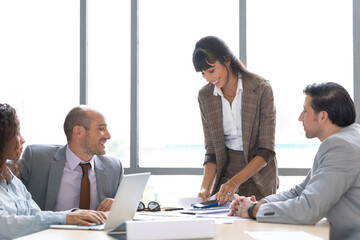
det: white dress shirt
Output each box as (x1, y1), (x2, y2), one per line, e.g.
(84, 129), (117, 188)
(213, 77), (243, 151)
(53, 146), (99, 211)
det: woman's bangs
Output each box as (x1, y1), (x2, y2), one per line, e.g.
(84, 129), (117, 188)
(193, 48), (215, 72)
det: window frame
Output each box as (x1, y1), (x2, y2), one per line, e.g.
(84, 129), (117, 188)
(80, 0), (360, 176)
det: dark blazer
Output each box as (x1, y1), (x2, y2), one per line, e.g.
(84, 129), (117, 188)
(198, 74), (279, 196)
(17, 144), (123, 211)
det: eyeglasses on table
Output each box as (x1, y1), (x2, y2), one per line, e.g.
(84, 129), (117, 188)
(137, 201), (161, 212)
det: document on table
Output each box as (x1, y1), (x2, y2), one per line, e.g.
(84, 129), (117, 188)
(244, 231), (324, 240)
(175, 196), (251, 223)
(134, 196), (247, 224)
(177, 196), (204, 209)
(134, 211), (195, 221)
(179, 206), (230, 215)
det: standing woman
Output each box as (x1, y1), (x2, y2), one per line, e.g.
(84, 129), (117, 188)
(193, 36), (278, 204)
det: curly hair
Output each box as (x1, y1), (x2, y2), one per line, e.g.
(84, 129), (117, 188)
(0, 103), (19, 182)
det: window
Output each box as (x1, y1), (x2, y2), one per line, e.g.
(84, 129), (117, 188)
(247, 0), (353, 169)
(0, 0), (80, 145)
(1, 1), (358, 201)
(87, 0), (131, 167)
(138, 0), (240, 168)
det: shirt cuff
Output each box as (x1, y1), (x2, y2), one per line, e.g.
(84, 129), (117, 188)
(50, 211), (68, 225)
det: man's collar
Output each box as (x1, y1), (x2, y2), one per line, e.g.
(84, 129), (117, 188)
(66, 146), (95, 171)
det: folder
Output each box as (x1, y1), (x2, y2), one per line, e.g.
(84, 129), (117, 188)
(108, 219), (215, 239)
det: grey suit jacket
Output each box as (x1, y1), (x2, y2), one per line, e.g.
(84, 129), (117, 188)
(257, 123), (360, 240)
(198, 74), (279, 196)
(17, 144), (123, 211)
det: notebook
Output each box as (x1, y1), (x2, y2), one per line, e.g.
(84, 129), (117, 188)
(50, 172), (150, 231)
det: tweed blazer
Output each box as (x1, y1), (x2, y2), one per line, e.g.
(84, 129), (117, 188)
(198, 74), (279, 197)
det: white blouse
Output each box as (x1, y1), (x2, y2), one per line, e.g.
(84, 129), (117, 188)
(213, 77), (243, 151)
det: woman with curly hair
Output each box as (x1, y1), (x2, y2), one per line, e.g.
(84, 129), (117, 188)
(0, 103), (107, 239)
(0, 103), (22, 183)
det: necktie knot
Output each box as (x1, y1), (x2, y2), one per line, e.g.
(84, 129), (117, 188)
(80, 163), (91, 174)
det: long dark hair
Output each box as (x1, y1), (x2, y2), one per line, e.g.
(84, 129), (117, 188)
(0, 103), (19, 182)
(304, 82), (356, 127)
(192, 36), (259, 79)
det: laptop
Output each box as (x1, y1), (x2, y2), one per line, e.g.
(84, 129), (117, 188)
(50, 172), (150, 231)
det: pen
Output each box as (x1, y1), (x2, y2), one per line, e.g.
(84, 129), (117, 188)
(164, 208), (184, 211)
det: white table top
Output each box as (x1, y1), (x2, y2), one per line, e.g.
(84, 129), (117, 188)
(16, 218), (329, 240)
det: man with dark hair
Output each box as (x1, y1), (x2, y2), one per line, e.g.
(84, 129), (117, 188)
(229, 82), (360, 240)
(17, 105), (123, 212)
(303, 82), (356, 127)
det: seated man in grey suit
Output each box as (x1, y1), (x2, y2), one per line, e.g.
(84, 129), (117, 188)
(228, 82), (360, 240)
(17, 105), (123, 212)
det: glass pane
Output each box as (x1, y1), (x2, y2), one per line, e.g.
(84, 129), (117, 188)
(0, 0), (80, 146)
(141, 175), (305, 206)
(139, 0), (239, 167)
(247, 0), (353, 168)
(88, 0), (131, 167)
(142, 175), (203, 206)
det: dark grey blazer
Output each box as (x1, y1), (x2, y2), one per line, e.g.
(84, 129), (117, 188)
(17, 144), (123, 211)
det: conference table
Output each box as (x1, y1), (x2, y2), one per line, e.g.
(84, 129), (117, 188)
(16, 218), (329, 240)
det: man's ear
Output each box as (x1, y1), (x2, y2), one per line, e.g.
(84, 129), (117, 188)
(72, 125), (85, 139)
(319, 111), (328, 123)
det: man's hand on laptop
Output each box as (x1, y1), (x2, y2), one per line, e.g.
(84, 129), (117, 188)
(66, 210), (107, 226)
(96, 198), (114, 212)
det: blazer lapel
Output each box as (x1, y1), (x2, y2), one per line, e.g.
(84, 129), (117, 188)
(94, 156), (109, 198)
(45, 145), (66, 210)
